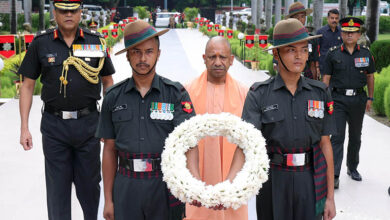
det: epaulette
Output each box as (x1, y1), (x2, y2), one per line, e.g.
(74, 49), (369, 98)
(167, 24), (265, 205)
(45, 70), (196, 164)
(160, 76), (185, 92)
(361, 44), (370, 50)
(306, 78), (327, 90)
(82, 27), (105, 38)
(329, 45), (340, 52)
(35, 28), (55, 38)
(106, 78), (129, 94)
(250, 77), (274, 91)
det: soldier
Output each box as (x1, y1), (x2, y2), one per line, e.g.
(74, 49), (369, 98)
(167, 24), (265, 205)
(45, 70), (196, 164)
(227, 19), (336, 220)
(18, 0), (115, 219)
(285, 2), (320, 80)
(96, 20), (196, 220)
(22, 22), (32, 34)
(88, 19), (98, 31)
(316, 9), (342, 76)
(322, 17), (375, 188)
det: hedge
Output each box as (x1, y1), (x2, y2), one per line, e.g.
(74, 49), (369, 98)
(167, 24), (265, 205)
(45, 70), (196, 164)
(98, 22), (124, 49)
(384, 86), (390, 120)
(0, 52), (42, 98)
(372, 67), (390, 116)
(0, 13), (51, 33)
(370, 40), (390, 73)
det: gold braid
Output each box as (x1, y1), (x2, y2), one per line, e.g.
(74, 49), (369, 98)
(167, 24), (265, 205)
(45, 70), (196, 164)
(59, 38), (106, 97)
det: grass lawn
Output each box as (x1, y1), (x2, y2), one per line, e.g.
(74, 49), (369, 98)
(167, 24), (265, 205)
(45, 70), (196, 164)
(378, 34), (390, 41)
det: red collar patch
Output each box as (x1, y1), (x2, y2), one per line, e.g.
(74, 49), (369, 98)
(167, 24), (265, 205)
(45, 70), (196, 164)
(53, 29), (58, 39)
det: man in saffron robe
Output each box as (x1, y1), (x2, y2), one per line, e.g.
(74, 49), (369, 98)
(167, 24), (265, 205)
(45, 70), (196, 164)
(184, 36), (248, 220)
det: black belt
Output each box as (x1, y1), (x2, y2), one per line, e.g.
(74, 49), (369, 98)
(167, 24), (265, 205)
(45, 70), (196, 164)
(44, 103), (97, 119)
(333, 87), (364, 96)
(268, 152), (312, 167)
(119, 156), (161, 172)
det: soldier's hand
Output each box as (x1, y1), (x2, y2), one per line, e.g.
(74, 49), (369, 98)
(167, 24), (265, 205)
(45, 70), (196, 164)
(323, 197), (336, 220)
(366, 100), (372, 112)
(20, 128), (33, 151)
(103, 201), (114, 220)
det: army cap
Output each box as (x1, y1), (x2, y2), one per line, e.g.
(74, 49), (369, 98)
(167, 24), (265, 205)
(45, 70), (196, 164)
(53, 0), (82, 10)
(340, 17), (364, 32)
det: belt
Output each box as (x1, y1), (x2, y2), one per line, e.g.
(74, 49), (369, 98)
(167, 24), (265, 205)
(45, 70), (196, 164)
(333, 87), (364, 96)
(44, 103), (97, 120)
(268, 152), (312, 167)
(119, 156), (161, 172)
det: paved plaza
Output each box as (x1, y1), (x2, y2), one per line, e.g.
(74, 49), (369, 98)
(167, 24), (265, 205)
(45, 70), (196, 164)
(0, 29), (389, 219)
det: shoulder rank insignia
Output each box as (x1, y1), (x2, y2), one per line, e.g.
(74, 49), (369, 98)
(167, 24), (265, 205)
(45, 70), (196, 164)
(181, 101), (193, 114)
(327, 101), (334, 115)
(308, 100), (324, 118)
(150, 102), (174, 120)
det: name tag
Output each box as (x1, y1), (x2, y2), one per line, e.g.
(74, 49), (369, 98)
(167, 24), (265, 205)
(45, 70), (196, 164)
(354, 57), (369, 67)
(73, 44), (106, 58)
(112, 104), (127, 112)
(262, 104), (278, 113)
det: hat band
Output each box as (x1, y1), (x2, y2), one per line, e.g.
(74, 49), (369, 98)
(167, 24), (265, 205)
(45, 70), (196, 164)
(289, 5), (306, 15)
(274, 27), (309, 46)
(124, 26), (157, 48)
(54, 3), (81, 10)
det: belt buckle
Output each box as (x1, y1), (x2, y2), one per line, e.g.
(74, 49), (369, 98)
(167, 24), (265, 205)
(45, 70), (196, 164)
(345, 89), (355, 96)
(286, 153), (306, 166)
(62, 111), (78, 119)
(133, 159), (153, 172)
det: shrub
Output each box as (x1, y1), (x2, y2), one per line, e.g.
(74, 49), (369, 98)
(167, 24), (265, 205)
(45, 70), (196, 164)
(134, 6), (150, 20)
(370, 40), (390, 73)
(373, 73), (390, 116)
(184, 7), (199, 22)
(384, 85), (390, 120)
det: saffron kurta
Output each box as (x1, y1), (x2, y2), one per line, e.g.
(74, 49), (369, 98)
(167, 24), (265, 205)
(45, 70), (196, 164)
(184, 71), (248, 220)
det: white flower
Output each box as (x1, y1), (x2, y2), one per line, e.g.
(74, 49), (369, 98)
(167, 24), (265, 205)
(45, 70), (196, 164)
(161, 113), (269, 209)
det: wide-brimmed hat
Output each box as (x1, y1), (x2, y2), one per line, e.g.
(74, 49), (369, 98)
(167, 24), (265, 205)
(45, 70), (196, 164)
(340, 17), (364, 32)
(265, 19), (322, 51)
(53, 0), (82, 10)
(115, 20), (169, 55)
(285, 2), (313, 19)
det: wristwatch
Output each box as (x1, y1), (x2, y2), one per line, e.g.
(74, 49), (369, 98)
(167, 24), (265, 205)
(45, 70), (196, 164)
(367, 97), (374, 101)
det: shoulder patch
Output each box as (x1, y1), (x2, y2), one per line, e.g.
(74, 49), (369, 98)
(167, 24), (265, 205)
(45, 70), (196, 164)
(35, 28), (55, 38)
(250, 77), (274, 91)
(160, 76), (184, 91)
(106, 78), (129, 94)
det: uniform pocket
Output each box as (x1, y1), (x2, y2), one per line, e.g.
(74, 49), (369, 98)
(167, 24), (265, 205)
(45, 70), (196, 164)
(261, 109), (284, 124)
(112, 109), (132, 122)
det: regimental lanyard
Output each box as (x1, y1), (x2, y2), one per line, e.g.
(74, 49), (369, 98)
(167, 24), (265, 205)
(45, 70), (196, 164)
(150, 102), (174, 120)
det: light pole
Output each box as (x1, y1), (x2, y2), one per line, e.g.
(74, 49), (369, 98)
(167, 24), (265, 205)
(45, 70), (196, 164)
(238, 32), (245, 64)
(231, 0), (233, 11)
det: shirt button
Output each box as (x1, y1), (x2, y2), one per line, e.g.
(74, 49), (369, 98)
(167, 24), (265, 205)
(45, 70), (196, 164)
(294, 116), (297, 120)
(292, 98), (295, 101)
(140, 137), (145, 141)
(140, 116), (145, 120)
(141, 100), (145, 103)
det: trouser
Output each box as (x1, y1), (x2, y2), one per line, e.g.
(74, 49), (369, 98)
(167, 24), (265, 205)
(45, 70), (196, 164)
(331, 92), (366, 176)
(113, 172), (170, 220)
(256, 168), (323, 220)
(41, 111), (101, 220)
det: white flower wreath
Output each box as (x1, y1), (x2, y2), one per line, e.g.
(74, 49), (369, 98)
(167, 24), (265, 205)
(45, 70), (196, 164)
(161, 113), (269, 209)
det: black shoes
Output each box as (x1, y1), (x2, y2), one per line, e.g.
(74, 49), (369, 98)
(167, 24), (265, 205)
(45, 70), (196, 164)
(347, 169), (362, 181)
(334, 177), (339, 189)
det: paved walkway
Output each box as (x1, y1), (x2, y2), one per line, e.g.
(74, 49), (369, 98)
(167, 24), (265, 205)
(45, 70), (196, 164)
(0, 29), (389, 219)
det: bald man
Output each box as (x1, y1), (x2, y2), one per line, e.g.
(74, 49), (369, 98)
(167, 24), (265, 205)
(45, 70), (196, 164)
(184, 36), (248, 220)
